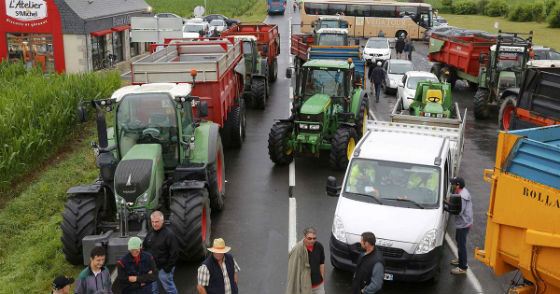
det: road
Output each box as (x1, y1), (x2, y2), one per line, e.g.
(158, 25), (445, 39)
(174, 3), (515, 293)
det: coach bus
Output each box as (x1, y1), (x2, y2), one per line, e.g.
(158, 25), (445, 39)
(268, 0), (287, 15)
(300, 0), (432, 40)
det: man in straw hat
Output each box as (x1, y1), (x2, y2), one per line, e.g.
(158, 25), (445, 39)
(197, 238), (240, 294)
(117, 236), (157, 294)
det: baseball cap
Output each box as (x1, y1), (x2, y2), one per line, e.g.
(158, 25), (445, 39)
(128, 236), (142, 250)
(450, 177), (465, 188)
(52, 276), (74, 290)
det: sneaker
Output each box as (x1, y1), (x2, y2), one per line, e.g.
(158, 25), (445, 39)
(451, 267), (467, 275)
(450, 259), (459, 266)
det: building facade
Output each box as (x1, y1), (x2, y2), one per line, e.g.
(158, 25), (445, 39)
(0, 0), (151, 73)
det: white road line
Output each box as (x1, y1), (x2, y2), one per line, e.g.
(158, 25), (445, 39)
(445, 233), (484, 293)
(289, 197), (297, 251)
(368, 110), (378, 121)
(111, 268), (118, 283)
(289, 161), (296, 189)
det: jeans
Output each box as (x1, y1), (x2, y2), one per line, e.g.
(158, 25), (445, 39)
(373, 83), (382, 101)
(455, 227), (470, 270)
(152, 267), (178, 294)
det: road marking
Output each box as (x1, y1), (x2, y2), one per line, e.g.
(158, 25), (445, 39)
(289, 160), (296, 251)
(111, 268), (117, 283)
(368, 110), (378, 121)
(445, 233), (484, 293)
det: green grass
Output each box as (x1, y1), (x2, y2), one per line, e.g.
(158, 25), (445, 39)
(441, 13), (560, 49)
(0, 123), (99, 293)
(145, 0), (267, 22)
(423, 0), (541, 9)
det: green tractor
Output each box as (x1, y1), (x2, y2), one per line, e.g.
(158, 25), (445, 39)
(409, 81), (454, 118)
(268, 59), (368, 170)
(234, 36), (270, 109)
(61, 83), (225, 265)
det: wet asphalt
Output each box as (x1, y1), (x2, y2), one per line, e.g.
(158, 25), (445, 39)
(173, 3), (517, 293)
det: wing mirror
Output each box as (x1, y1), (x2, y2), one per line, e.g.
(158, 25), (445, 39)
(398, 81), (404, 88)
(444, 194), (462, 215)
(286, 68), (293, 79)
(326, 176), (341, 197)
(198, 101), (209, 118)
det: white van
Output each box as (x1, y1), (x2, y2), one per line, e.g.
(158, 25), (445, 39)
(327, 120), (464, 282)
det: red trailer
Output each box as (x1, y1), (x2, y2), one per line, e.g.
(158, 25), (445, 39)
(221, 23), (281, 82)
(428, 32), (496, 87)
(291, 34), (314, 63)
(131, 38), (246, 147)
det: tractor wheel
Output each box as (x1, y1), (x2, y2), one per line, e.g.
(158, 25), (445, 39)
(268, 121), (294, 165)
(224, 99), (246, 148)
(61, 194), (100, 265)
(356, 95), (369, 137)
(430, 63), (442, 77)
(251, 77), (267, 109)
(498, 96), (517, 131)
(473, 88), (490, 120)
(468, 81), (478, 92)
(330, 127), (358, 171)
(207, 138), (226, 211)
(269, 58), (278, 82)
(169, 188), (211, 261)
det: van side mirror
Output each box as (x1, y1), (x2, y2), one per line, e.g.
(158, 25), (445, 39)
(326, 176), (341, 197)
(198, 101), (209, 118)
(398, 81), (404, 88)
(444, 194), (462, 215)
(286, 68), (293, 79)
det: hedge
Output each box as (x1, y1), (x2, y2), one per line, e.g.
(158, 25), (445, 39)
(452, 0), (479, 14)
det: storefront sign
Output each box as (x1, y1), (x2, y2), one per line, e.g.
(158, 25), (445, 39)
(5, 0), (47, 21)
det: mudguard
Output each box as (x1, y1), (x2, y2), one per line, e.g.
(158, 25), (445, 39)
(350, 89), (365, 116)
(191, 121), (221, 165)
(67, 183), (103, 196)
(500, 88), (520, 100)
(169, 180), (206, 192)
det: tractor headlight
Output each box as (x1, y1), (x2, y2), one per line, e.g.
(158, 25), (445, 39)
(415, 229), (438, 254)
(436, 113), (443, 118)
(299, 123), (309, 130)
(332, 215), (347, 242)
(135, 192), (149, 207)
(423, 112), (431, 117)
(309, 124), (321, 131)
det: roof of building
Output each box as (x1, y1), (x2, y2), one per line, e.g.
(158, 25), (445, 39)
(64, 0), (149, 20)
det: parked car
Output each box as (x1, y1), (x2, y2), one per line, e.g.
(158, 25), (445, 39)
(155, 13), (186, 24)
(435, 16), (448, 26)
(363, 37), (391, 62)
(532, 46), (560, 60)
(383, 59), (414, 94)
(208, 19), (227, 34)
(203, 14), (240, 27)
(183, 18), (209, 38)
(397, 71), (439, 110)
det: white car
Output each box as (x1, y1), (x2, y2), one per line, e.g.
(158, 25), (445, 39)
(397, 71), (439, 110)
(182, 18), (209, 38)
(383, 59), (414, 94)
(363, 37), (391, 62)
(208, 19), (227, 34)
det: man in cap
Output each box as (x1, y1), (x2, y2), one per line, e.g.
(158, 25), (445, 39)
(52, 276), (74, 294)
(75, 246), (113, 294)
(196, 238), (240, 294)
(449, 176), (473, 275)
(117, 236), (157, 293)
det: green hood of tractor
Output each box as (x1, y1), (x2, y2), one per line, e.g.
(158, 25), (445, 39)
(301, 94), (331, 115)
(114, 144), (164, 209)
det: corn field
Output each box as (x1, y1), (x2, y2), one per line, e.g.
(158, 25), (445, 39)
(0, 62), (121, 192)
(146, 0), (266, 20)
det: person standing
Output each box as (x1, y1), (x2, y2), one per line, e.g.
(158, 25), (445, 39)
(74, 246), (113, 294)
(370, 61), (386, 103)
(117, 237), (157, 294)
(395, 37), (405, 59)
(286, 227), (325, 294)
(197, 238), (240, 294)
(352, 232), (384, 294)
(143, 211), (179, 294)
(405, 37), (414, 61)
(449, 177), (473, 275)
(377, 30), (385, 38)
(52, 276), (74, 294)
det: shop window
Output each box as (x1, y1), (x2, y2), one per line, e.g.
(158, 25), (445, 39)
(7, 33), (54, 73)
(112, 31), (124, 62)
(130, 40), (140, 57)
(91, 35), (107, 70)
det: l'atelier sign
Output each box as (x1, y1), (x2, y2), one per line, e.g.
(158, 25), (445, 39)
(5, 0), (47, 21)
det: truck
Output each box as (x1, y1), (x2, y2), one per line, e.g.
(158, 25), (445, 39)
(267, 0), (286, 15)
(498, 60), (560, 130)
(291, 28), (365, 84)
(131, 38), (247, 147)
(428, 30), (533, 120)
(220, 23), (281, 83)
(475, 125), (560, 294)
(61, 83), (225, 265)
(326, 119), (465, 281)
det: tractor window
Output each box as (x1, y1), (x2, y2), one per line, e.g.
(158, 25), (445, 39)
(407, 76), (438, 90)
(317, 34), (347, 46)
(116, 93), (179, 168)
(304, 68), (346, 97)
(496, 52), (524, 70)
(182, 107), (194, 137)
(242, 41), (254, 56)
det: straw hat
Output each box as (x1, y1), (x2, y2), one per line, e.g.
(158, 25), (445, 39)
(207, 238), (231, 253)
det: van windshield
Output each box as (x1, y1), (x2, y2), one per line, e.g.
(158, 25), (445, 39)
(343, 159), (440, 209)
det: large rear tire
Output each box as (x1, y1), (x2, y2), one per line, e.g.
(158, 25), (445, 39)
(61, 194), (99, 265)
(207, 138), (226, 211)
(474, 88), (490, 120)
(269, 58), (278, 82)
(330, 127), (358, 171)
(268, 121), (294, 165)
(498, 96), (517, 131)
(169, 188), (211, 261)
(251, 77), (267, 109)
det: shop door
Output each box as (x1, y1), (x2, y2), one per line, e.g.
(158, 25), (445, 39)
(92, 36), (107, 70)
(112, 31), (124, 62)
(7, 33), (55, 73)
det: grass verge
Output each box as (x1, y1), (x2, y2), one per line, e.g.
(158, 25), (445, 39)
(146, 0), (267, 22)
(0, 123), (98, 293)
(441, 13), (560, 49)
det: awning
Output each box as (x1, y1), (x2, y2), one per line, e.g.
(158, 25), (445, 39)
(90, 29), (113, 37)
(112, 25), (131, 32)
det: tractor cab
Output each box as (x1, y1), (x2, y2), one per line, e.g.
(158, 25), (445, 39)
(409, 81), (453, 118)
(312, 16), (349, 33)
(315, 28), (349, 46)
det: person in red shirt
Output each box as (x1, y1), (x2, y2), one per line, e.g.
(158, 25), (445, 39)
(304, 227), (325, 293)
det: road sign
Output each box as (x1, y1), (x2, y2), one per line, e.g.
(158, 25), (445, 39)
(194, 6), (205, 18)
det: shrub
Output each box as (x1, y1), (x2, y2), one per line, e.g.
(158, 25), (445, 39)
(477, 0), (489, 14)
(544, 0), (558, 16)
(548, 3), (560, 27)
(508, 2), (545, 22)
(452, 0), (478, 14)
(485, 0), (508, 16)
